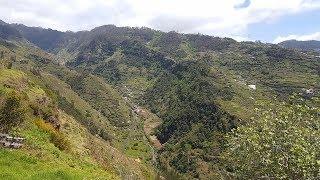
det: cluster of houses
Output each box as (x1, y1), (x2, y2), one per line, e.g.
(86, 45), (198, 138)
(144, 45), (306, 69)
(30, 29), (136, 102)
(0, 133), (24, 149)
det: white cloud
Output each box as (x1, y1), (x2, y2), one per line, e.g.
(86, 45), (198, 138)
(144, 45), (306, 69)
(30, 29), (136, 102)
(273, 32), (320, 43)
(0, 0), (320, 40)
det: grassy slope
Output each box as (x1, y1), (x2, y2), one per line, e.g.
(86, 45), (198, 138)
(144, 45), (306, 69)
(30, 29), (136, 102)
(0, 68), (118, 179)
(0, 42), (157, 179)
(42, 73), (155, 178)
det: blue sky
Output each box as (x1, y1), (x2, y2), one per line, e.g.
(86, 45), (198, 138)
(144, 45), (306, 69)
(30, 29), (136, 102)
(249, 9), (320, 42)
(0, 0), (320, 43)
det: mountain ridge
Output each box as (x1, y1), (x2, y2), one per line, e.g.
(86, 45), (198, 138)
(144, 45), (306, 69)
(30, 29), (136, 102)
(279, 39), (320, 52)
(0, 19), (319, 179)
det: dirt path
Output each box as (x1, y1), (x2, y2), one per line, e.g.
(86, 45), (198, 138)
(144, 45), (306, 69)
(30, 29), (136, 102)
(121, 92), (163, 150)
(135, 107), (163, 149)
(121, 90), (165, 178)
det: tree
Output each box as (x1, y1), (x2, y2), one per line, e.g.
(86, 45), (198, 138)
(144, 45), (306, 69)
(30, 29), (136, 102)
(224, 97), (320, 179)
(0, 92), (25, 132)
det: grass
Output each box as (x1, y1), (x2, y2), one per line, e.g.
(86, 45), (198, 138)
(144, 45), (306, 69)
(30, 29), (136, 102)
(40, 73), (157, 178)
(0, 69), (28, 91)
(0, 42), (158, 179)
(0, 121), (118, 180)
(26, 86), (46, 103)
(0, 69), (25, 81)
(35, 119), (71, 151)
(124, 140), (152, 161)
(0, 149), (117, 180)
(60, 110), (156, 180)
(0, 68), (118, 179)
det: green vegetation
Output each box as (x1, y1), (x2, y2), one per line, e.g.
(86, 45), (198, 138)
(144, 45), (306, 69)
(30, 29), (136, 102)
(0, 148), (117, 179)
(35, 119), (71, 151)
(0, 68), (119, 179)
(144, 61), (237, 178)
(224, 97), (320, 179)
(0, 44), (155, 179)
(0, 114), (119, 180)
(279, 39), (320, 52)
(0, 92), (25, 132)
(0, 21), (319, 179)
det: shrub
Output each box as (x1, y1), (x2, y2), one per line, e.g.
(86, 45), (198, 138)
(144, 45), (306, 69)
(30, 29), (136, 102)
(35, 119), (70, 151)
(0, 92), (25, 132)
(224, 98), (320, 179)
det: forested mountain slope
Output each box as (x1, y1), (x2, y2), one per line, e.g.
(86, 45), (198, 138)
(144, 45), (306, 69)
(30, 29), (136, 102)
(0, 20), (319, 179)
(0, 37), (157, 179)
(9, 21), (319, 100)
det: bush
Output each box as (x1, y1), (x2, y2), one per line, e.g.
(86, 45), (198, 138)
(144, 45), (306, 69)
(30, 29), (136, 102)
(35, 119), (70, 151)
(224, 98), (320, 179)
(0, 92), (25, 132)
(50, 131), (70, 151)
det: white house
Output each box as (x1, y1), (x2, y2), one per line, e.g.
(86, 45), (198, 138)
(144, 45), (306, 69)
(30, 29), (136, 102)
(248, 85), (256, 90)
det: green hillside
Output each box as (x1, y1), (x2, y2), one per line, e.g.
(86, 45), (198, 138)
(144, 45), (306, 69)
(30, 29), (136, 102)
(0, 39), (157, 179)
(0, 21), (319, 179)
(0, 68), (118, 179)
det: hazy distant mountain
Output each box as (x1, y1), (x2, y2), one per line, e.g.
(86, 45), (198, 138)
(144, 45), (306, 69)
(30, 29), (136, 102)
(279, 39), (320, 52)
(11, 24), (67, 51)
(0, 21), (23, 40)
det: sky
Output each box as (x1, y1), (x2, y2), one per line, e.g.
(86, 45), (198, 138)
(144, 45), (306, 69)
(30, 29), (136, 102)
(0, 0), (320, 43)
